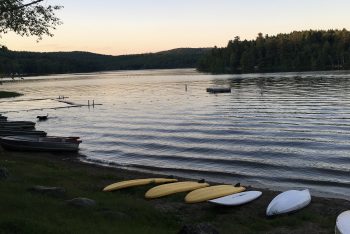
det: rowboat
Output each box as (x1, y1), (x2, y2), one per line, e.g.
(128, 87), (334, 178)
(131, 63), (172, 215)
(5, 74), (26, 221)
(0, 136), (82, 152)
(0, 121), (35, 129)
(0, 129), (47, 137)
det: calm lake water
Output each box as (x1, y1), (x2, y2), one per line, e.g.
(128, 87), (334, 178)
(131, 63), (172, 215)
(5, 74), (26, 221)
(1, 69), (350, 199)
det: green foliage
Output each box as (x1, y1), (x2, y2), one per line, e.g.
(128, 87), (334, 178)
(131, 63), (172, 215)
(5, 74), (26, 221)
(0, 48), (210, 76)
(0, 151), (340, 234)
(198, 29), (350, 74)
(0, 0), (62, 40)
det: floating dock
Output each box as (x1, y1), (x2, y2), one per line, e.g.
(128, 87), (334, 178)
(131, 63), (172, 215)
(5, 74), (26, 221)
(206, 87), (231, 94)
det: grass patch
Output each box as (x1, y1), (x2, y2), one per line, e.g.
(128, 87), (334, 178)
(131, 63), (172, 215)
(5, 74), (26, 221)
(0, 150), (347, 233)
(0, 153), (179, 234)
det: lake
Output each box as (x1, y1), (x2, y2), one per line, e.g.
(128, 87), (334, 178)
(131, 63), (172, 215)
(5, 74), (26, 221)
(1, 69), (350, 199)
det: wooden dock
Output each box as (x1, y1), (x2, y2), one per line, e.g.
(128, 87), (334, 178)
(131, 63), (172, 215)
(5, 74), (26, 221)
(0, 97), (102, 114)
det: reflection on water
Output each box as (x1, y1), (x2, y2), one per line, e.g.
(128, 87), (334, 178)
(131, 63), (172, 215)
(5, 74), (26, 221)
(1, 69), (350, 199)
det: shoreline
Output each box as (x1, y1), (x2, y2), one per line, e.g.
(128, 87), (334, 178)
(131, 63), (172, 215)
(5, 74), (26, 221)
(81, 156), (350, 202)
(2, 68), (350, 82)
(1, 149), (349, 233)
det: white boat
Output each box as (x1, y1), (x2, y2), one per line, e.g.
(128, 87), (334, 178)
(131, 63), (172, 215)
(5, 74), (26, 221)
(336, 210), (350, 234)
(266, 189), (311, 216)
(0, 135), (82, 152)
(209, 191), (262, 206)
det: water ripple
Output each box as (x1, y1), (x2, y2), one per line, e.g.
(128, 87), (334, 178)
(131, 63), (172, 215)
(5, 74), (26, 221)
(1, 69), (350, 199)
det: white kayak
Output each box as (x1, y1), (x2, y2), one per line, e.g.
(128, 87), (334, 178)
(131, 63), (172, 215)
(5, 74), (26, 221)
(209, 191), (262, 206)
(266, 189), (311, 216)
(336, 210), (350, 234)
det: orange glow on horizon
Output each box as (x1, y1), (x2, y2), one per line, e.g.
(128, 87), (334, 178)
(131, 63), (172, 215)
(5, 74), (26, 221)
(2, 0), (350, 55)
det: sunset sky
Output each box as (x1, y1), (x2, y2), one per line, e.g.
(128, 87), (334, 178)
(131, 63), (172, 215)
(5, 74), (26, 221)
(2, 0), (350, 55)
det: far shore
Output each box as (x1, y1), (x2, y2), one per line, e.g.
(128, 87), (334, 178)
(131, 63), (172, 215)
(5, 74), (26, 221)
(0, 149), (349, 233)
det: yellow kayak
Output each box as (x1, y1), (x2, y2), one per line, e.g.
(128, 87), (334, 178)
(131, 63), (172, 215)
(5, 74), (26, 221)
(185, 184), (246, 203)
(103, 178), (178, 192)
(145, 181), (210, 199)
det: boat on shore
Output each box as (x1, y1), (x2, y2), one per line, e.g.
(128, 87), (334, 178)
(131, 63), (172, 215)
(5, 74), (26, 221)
(0, 129), (47, 137)
(266, 189), (311, 216)
(0, 136), (82, 152)
(0, 121), (36, 129)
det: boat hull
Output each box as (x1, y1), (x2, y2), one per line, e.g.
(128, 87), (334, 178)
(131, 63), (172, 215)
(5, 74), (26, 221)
(0, 130), (47, 137)
(0, 121), (36, 130)
(0, 136), (81, 152)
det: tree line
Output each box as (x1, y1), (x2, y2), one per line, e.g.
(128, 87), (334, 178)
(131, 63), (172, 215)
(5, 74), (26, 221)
(0, 2), (209, 77)
(0, 47), (209, 76)
(197, 29), (350, 74)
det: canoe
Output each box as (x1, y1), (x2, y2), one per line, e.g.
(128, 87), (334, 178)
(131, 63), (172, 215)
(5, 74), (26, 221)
(0, 129), (47, 137)
(335, 210), (350, 234)
(0, 121), (35, 129)
(103, 178), (178, 192)
(208, 191), (262, 206)
(0, 125), (35, 130)
(266, 189), (311, 216)
(0, 135), (82, 152)
(185, 184), (246, 203)
(145, 181), (210, 199)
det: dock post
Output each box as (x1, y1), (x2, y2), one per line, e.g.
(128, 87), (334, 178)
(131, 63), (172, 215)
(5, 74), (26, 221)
(93, 100), (95, 107)
(88, 100), (90, 106)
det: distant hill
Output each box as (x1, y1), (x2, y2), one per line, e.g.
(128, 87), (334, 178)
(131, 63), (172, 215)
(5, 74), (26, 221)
(0, 47), (210, 76)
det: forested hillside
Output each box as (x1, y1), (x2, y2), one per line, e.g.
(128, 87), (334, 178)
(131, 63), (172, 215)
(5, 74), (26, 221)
(198, 29), (350, 74)
(0, 47), (209, 76)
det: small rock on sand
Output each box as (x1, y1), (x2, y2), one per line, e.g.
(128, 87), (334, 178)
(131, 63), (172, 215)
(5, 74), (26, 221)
(28, 185), (66, 197)
(0, 166), (9, 179)
(66, 197), (97, 208)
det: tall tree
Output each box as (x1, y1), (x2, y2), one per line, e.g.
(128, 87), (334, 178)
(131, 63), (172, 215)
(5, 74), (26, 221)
(0, 0), (63, 41)
(0, 0), (62, 78)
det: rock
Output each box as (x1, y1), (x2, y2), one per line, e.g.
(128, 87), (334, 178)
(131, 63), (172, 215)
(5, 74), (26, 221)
(66, 197), (96, 208)
(178, 223), (219, 234)
(0, 166), (9, 179)
(28, 185), (66, 198)
(100, 210), (129, 220)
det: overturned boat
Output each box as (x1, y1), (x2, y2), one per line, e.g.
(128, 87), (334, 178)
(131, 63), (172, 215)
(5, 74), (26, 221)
(266, 189), (311, 216)
(0, 136), (82, 152)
